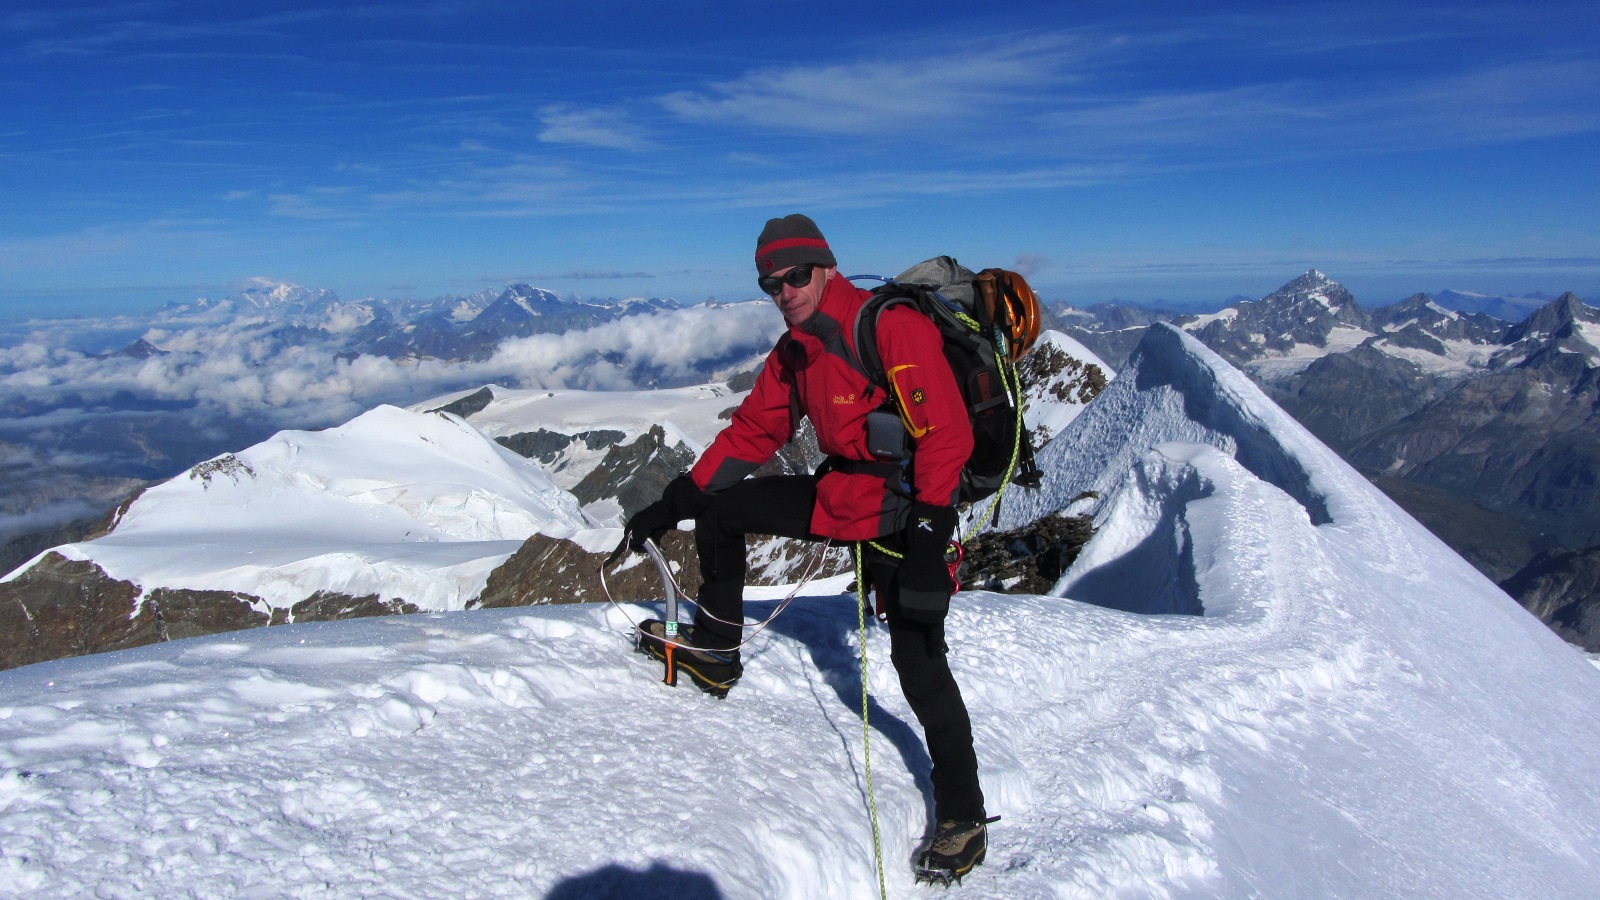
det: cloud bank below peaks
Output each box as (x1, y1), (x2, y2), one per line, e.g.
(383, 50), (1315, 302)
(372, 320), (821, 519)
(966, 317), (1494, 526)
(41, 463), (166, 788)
(0, 302), (784, 429)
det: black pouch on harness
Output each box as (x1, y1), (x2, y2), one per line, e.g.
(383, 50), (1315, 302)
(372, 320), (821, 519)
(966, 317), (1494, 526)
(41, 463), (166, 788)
(865, 407), (910, 460)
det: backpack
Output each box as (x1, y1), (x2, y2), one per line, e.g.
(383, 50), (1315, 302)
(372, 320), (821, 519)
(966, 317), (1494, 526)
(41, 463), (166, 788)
(849, 256), (1044, 507)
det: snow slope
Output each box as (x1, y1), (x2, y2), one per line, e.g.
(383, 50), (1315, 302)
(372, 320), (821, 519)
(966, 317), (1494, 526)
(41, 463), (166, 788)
(5, 329), (1100, 610)
(30, 405), (597, 610)
(3, 326), (1600, 897)
(416, 382), (743, 491)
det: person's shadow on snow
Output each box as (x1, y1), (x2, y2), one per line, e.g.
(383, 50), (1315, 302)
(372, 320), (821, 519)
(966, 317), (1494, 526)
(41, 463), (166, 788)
(748, 592), (938, 827)
(546, 861), (723, 899)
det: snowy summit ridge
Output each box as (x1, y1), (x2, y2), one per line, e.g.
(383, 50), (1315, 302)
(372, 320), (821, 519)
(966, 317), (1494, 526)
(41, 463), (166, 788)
(47, 404), (592, 611)
(2, 326), (1599, 897)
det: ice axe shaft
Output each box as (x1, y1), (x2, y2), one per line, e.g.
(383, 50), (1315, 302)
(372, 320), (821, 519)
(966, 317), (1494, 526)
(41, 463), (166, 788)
(642, 538), (681, 640)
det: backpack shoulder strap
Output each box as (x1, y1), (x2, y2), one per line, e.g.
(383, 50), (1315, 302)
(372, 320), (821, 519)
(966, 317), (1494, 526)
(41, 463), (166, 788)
(851, 284), (927, 395)
(775, 332), (806, 439)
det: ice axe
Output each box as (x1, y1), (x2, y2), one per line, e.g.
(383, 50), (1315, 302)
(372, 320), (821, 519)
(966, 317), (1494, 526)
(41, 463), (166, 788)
(602, 535), (686, 687)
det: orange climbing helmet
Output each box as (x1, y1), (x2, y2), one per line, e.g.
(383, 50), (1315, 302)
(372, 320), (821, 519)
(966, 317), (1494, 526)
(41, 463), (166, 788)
(975, 268), (1043, 359)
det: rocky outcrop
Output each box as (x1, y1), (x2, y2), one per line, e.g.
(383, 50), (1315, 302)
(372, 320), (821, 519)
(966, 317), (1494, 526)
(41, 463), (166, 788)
(961, 511), (1095, 595)
(0, 554), (154, 670)
(290, 592), (419, 621)
(476, 530), (702, 609)
(1020, 340), (1108, 405)
(1017, 338), (1109, 447)
(496, 428), (627, 469)
(570, 425), (698, 520)
(428, 386), (495, 419)
(1501, 545), (1600, 651)
(148, 587), (274, 638)
(1, 554), (420, 671)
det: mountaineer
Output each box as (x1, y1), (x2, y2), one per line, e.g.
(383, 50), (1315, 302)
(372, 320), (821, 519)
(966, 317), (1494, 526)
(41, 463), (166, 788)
(623, 214), (993, 882)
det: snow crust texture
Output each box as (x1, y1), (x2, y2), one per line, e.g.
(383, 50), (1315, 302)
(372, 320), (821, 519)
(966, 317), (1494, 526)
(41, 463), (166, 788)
(3, 326), (1600, 897)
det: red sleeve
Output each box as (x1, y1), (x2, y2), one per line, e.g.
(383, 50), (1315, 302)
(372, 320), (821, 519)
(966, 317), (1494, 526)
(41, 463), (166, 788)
(690, 341), (796, 493)
(875, 306), (973, 506)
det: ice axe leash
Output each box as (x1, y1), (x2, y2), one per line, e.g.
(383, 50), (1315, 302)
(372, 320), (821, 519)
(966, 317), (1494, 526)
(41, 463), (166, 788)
(597, 536), (832, 659)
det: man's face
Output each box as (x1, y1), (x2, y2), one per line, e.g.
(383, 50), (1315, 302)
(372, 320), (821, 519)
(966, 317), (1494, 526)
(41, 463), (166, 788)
(765, 264), (831, 325)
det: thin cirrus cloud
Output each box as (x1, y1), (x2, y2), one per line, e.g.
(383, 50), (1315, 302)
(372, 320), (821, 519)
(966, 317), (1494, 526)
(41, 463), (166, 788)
(1039, 58), (1600, 157)
(658, 34), (1080, 135)
(657, 35), (1600, 164)
(42, 15), (1589, 221)
(537, 105), (651, 152)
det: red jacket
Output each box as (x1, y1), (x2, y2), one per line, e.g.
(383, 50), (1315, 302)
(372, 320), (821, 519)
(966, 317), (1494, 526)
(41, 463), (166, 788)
(690, 274), (973, 541)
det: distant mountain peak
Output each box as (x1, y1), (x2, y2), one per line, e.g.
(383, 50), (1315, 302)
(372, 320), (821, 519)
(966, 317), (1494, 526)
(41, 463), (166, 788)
(112, 338), (168, 360)
(1271, 269), (1340, 296)
(231, 281), (338, 309)
(1502, 291), (1596, 348)
(1259, 270), (1359, 320)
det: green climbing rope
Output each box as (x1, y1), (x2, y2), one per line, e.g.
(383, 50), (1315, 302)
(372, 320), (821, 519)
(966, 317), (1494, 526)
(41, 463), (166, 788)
(854, 543), (888, 900)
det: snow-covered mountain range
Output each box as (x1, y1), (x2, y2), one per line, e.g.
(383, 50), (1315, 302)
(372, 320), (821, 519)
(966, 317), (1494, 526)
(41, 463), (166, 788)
(2, 324), (1596, 897)
(5, 268), (1596, 654)
(0, 331), (1109, 669)
(1063, 273), (1600, 650)
(0, 283), (780, 572)
(1062, 271), (1593, 382)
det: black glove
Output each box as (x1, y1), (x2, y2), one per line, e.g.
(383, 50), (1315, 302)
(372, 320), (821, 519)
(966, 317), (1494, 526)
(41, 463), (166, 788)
(898, 502), (958, 624)
(621, 475), (711, 554)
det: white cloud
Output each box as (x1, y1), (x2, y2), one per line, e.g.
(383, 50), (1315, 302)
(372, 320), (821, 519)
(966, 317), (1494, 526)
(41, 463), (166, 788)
(486, 303), (781, 390)
(660, 34), (1079, 135)
(538, 105), (650, 152)
(0, 304), (783, 435)
(1012, 253), (1051, 278)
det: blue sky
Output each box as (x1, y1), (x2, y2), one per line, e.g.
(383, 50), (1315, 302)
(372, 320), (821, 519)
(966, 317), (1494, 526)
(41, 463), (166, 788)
(2, 0), (1597, 320)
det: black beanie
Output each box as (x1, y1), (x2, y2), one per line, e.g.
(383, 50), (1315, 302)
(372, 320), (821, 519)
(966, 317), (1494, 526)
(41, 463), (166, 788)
(755, 214), (837, 274)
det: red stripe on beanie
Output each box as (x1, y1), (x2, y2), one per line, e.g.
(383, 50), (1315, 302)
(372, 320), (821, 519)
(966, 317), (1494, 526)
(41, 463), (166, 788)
(755, 236), (830, 258)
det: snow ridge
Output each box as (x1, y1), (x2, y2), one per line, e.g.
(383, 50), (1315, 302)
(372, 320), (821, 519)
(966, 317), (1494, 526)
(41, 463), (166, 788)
(31, 405), (591, 610)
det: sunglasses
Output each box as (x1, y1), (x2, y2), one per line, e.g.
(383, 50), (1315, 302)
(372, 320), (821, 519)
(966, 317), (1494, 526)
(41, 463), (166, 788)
(758, 264), (816, 297)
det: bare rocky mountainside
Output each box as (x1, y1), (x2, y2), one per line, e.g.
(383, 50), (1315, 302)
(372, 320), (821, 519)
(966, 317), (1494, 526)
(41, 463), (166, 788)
(1062, 272), (1600, 649)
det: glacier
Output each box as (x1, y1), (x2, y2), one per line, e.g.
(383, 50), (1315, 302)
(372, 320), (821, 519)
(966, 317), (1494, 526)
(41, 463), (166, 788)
(1, 325), (1598, 897)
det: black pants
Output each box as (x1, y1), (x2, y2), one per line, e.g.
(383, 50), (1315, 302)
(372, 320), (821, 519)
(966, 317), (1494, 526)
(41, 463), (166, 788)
(692, 475), (987, 823)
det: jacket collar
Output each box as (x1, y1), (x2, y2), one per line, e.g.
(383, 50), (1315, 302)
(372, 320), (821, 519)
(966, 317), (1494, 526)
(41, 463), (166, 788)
(793, 273), (861, 341)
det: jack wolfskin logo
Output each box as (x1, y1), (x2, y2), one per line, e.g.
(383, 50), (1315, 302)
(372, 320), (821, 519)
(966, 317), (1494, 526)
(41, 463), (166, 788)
(833, 393), (856, 405)
(911, 389), (926, 405)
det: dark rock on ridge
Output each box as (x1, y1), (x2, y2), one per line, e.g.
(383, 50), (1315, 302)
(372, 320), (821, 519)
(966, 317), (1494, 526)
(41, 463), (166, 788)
(568, 426), (697, 519)
(1500, 545), (1600, 652)
(428, 386), (495, 419)
(0, 553), (419, 672)
(961, 511), (1095, 595)
(0, 553), (153, 670)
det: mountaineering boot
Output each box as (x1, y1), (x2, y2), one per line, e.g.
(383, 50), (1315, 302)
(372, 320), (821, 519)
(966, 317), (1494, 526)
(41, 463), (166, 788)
(635, 619), (742, 698)
(913, 817), (996, 886)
